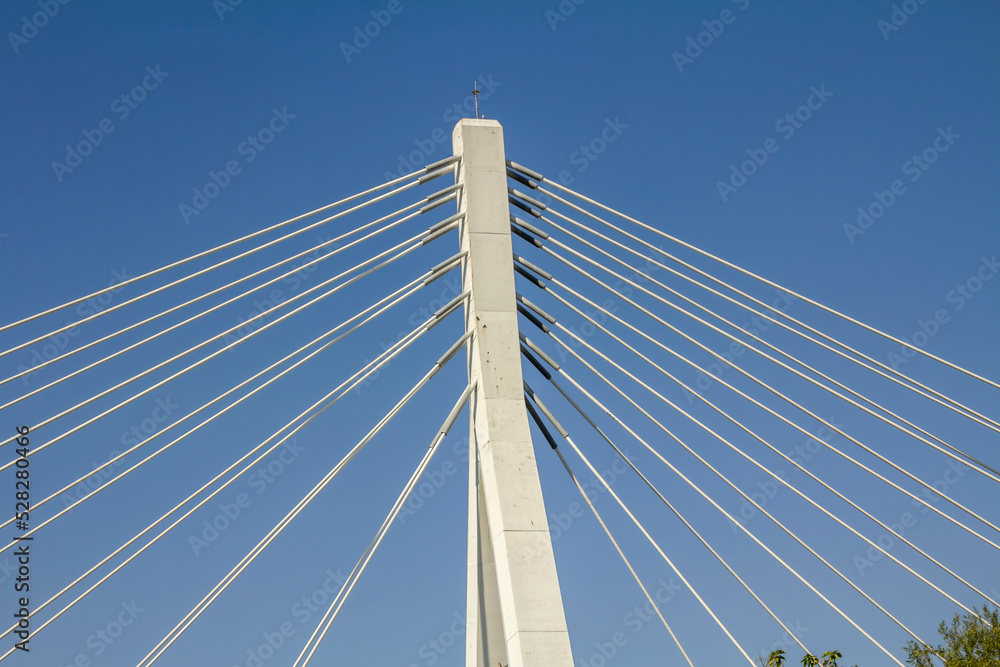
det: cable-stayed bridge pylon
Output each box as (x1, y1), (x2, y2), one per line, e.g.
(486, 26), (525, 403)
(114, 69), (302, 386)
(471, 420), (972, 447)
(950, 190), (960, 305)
(0, 118), (996, 667)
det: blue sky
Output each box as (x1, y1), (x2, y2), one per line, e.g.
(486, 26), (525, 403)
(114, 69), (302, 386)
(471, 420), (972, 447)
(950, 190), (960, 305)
(1, 1), (998, 666)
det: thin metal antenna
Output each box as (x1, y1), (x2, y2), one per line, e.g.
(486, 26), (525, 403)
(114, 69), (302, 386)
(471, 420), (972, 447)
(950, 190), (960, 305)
(473, 81), (481, 118)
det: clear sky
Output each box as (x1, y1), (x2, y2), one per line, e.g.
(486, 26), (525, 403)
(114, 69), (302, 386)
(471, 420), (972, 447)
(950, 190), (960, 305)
(1, 1), (998, 666)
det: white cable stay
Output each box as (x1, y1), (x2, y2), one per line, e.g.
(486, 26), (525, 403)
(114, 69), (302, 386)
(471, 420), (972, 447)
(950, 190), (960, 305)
(292, 382), (475, 667)
(538, 386), (799, 663)
(508, 161), (1000, 393)
(0, 280), (422, 546)
(530, 219), (1000, 485)
(526, 361), (869, 653)
(526, 308), (934, 651)
(530, 244), (1000, 548)
(517, 176), (1000, 435)
(0, 231), (424, 459)
(0, 212), (458, 457)
(0, 155), (459, 337)
(0, 257), (465, 544)
(526, 204), (1000, 480)
(0, 191), (462, 390)
(0, 296), (438, 642)
(527, 324), (912, 667)
(0, 300), (471, 655)
(0, 174), (460, 359)
(136, 329), (471, 666)
(518, 285), (995, 614)
(0, 206), (460, 413)
(521, 275), (998, 609)
(522, 396), (698, 667)
(521, 391), (757, 666)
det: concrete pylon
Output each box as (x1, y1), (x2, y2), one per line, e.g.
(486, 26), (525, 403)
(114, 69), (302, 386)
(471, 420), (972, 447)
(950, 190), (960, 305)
(455, 118), (574, 667)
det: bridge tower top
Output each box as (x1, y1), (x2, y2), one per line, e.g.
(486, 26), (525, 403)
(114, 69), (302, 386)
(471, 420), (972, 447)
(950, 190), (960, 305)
(455, 118), (575, 667)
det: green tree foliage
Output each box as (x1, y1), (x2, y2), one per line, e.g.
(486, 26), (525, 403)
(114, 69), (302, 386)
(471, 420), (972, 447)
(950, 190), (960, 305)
(906, 606), (1000, 667)
(763, 649), (786, 667)
(758, 649), (844, 667)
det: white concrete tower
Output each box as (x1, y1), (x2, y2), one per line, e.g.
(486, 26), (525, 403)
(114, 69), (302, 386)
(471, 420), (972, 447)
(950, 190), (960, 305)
(454, 118), (574, 667)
